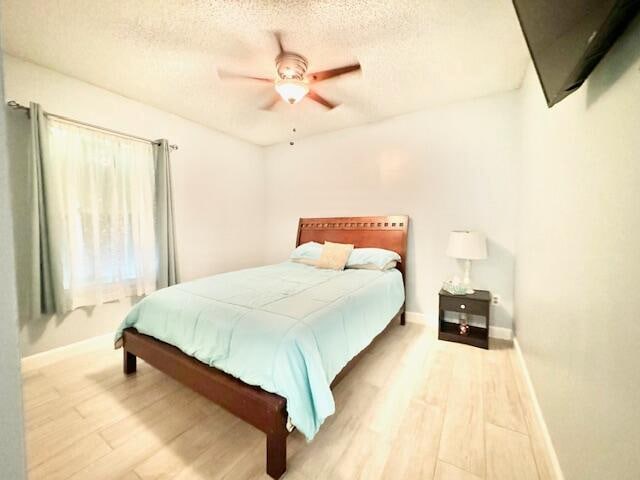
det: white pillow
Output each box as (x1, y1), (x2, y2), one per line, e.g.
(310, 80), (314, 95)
(290, 241), (322, 264)
(346, 247), (401, 270)
(349, 260), (397, 271)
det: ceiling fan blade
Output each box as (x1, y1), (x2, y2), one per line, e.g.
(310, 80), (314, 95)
(218, 69), (272, 83)
(273, 31), (284, 54)
(307, 90), (337, 110)
(308, 63), (361, 83)
(260, 93), (281, 111)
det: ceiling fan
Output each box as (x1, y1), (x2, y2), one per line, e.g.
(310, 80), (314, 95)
(218, 32), (361, 110)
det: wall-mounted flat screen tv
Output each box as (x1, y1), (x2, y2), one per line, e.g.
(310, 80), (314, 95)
(513, 0), (640, 106)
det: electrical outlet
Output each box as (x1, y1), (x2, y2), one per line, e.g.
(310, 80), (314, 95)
(492, 294), (500, 305)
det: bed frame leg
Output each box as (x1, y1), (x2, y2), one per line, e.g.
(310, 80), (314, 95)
(123, 350), (137, 374)
(266, 431), (287, 479)
(400, 311), (406, 326)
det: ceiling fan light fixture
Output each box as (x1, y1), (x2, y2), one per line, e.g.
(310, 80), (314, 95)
(275, 78), (309, 104)
(219, 32), (359, 111)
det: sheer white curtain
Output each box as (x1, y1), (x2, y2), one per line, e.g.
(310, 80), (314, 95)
(43, 118), (157, 311)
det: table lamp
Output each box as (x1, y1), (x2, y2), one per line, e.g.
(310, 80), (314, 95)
(446, 231), (487, 294)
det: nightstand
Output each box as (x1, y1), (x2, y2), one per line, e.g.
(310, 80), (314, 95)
(438, 289), (491, 349)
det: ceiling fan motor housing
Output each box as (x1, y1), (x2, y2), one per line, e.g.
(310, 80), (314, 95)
(275, 52), (308, 80)
(218, 33), (359, 110)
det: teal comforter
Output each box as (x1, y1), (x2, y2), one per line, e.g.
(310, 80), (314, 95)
(115, 262), (404, 440)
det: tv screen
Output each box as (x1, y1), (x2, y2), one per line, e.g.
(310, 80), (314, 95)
(513, 0), (640, 106)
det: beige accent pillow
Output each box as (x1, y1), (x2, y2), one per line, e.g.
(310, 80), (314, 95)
(316, 241), (354, 270)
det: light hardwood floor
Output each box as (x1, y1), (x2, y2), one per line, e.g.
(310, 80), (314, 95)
(21, 322), (556, 480)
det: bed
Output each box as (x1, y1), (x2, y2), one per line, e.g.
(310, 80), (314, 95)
(117, 215), (409, 479)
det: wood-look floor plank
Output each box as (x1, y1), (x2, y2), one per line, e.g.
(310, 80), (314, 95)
(99, 388), (201, 449)
(329, 424), (390, 480)
(22, 373), (61, 410)
(26, 408), (90, 467)
(415, 343), (454, 408)
(69, 397), (207, 480)
(21, 341), (113, 375)
(118, 472), (142, 480)
(74, 369), (168, 418)
(366, 359), (424, 439)
(288, 415), (360, 479)
(172, 420), (262, 480)
(361, 350), (400, 388)
(485, 423), (539, 480)
(50, 361), (150, 398)
(483, 342), (527, 434)
(508, 348), (556, 480)
(380, 401), (445, 480)
(25, 363), (158, 433)
(398, 323), (433, 368)
(274, 472), (308, 480)
(287, 387), (372, 478)
(434, 461), (483, 480)
(438, 344), (486, 477)
(216, 441), (273, 480)
(33, 347), (120, 380)
(134, 409), (239, 479)
(28, 433), (112, 480)
(26, 400), (79, 433)
(217, 432), (306, 480)
(25, 361), (144, 407)
(25, 402), (80, 432)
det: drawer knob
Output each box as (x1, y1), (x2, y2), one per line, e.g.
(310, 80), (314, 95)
(460, 304), (466, 309)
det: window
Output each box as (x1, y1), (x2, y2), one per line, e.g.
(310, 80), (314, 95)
(43, 119), (158, 311)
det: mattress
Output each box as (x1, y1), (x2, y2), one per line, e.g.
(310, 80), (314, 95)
(115, 261), (405, 440)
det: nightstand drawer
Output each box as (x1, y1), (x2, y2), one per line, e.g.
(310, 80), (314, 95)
(439, 296), (488, 315)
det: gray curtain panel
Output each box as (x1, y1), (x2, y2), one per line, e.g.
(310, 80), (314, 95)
(25, 105), (178, 317)
(154, 139), (178, 288)
(28, 102), (59, 315)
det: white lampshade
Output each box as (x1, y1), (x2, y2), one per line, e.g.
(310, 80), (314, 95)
(446, 231), (487, 260)
(275, 78), (309, 104)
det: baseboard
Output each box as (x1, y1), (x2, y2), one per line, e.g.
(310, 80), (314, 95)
(404, 311), (428, 325)
(21, 332), (114, 372)
(513, 338), (565, 480)
(405, 311), (512, 339)
(488, 326), (512, 340)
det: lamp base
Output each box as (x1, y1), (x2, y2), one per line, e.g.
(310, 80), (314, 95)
(462, 259), (474, 295)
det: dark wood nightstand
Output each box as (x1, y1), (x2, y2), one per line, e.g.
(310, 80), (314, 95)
(438, 289), (491, 349)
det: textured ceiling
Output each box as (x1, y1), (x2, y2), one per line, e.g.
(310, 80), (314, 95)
(1, 1), (530, 145)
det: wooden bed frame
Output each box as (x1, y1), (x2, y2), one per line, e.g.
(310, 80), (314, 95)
(121, 215), (409, 479)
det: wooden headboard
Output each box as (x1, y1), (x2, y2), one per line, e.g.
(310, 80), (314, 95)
(296, 215), (409, 282)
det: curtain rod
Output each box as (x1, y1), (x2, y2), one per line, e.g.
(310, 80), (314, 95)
(6, 101), (178, 151)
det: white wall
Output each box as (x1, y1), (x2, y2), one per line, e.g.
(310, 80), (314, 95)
(515, 17), (640, 480)
(264, 92), (521, 330)
(4, 55), (266, 356)
(0, 49), (27, 479)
